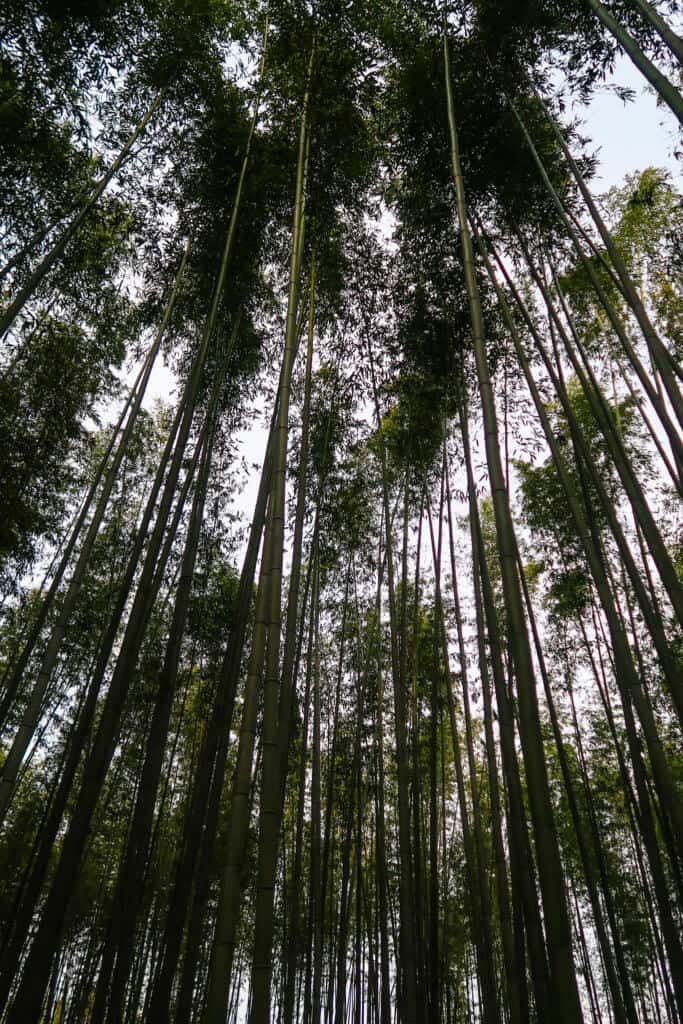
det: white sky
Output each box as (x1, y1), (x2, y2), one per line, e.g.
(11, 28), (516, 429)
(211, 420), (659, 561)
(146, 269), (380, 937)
(571, 56), (681, 189)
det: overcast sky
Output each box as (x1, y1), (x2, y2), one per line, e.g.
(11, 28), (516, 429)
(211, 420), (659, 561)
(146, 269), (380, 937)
(578, 55), (681, 189)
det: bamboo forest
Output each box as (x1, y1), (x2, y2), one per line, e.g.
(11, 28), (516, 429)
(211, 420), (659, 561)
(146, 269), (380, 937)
(1, 0), (683, 1021)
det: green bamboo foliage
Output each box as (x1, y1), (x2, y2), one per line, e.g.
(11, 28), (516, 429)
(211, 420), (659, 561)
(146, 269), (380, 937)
(0, 90), (166, 338)
(1, 2), (682, 1021)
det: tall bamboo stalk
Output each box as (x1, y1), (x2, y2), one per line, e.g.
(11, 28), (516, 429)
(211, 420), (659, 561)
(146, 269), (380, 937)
(444, 29), (583, 1022)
